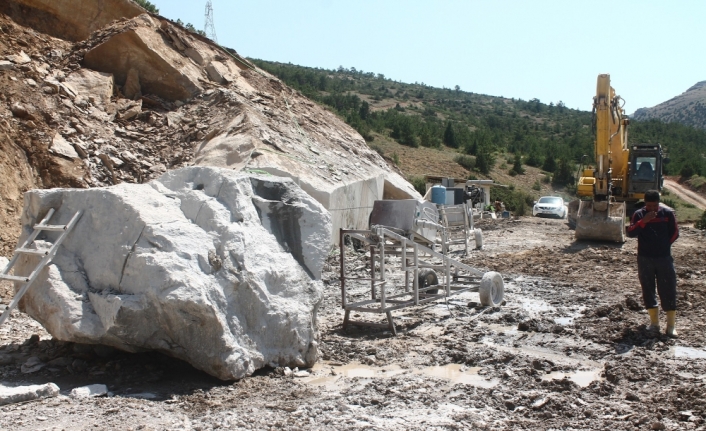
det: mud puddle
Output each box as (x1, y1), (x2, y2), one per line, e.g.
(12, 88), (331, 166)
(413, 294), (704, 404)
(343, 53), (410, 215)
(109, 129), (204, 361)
(540, 369), (603, 387)
(302, 362), (499, 389)
(673, 346), (706, 359)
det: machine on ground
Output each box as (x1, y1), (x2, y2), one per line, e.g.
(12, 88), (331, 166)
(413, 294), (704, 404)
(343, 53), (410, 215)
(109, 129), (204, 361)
(569, 74), (666, 242)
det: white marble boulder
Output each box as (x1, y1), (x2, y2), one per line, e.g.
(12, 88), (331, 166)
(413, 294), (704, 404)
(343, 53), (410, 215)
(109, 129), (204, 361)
(14, 167), (331, 380)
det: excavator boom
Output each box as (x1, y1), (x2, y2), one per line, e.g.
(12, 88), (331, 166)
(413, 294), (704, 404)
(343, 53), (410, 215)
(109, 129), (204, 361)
(573, 74), (628, 242)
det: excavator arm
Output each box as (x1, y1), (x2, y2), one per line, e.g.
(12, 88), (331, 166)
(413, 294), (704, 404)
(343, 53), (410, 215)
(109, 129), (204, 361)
(573, 74), (628, 242)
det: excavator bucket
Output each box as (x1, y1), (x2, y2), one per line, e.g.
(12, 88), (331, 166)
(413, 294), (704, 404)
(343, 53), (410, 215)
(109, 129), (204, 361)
(574, 200), (626, 242)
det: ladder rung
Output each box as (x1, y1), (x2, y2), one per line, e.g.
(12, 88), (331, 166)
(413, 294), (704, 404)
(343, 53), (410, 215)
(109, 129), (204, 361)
(33, 224), (67, 231)
(16, 248), (51, 256)
(0, 274), (30, 282)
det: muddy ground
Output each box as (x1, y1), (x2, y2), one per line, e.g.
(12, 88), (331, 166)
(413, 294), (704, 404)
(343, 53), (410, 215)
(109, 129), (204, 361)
(1, 216), (705, 430)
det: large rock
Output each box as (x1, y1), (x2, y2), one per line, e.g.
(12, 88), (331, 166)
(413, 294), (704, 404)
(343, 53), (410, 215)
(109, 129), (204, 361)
(0, 0), (144, 41)
(83, 15), (204, 101)
(64, 69), (115, 108)
(83, 15), (252, 102)
(193, 88), (421, 240)
(14, 167), (330, 380)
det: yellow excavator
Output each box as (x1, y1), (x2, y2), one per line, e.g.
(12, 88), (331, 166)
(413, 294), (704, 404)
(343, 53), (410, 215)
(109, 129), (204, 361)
(569, 74), (666, 242)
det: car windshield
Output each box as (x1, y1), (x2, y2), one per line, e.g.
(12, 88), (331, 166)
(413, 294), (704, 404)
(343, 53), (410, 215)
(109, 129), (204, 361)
(538, 197), (562, 204)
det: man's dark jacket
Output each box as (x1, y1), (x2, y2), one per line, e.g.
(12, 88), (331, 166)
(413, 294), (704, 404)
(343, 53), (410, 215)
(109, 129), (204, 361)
(627, 204), (679, 257)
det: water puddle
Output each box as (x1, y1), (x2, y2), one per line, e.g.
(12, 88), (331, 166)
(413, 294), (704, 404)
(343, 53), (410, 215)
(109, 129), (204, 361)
(302, 362), (498, 389)
(540, 370), (603, 387)
(673, 346), (706, 359)
(519, 298), (554, 315)
(554, 316), (575, 326)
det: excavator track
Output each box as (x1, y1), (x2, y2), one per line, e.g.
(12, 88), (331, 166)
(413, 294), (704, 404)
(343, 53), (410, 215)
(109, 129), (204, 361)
(574, 200), (626, 242)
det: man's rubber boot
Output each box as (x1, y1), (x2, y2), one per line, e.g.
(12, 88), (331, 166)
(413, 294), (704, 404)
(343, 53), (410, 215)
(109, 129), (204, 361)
(666, 310), (678, 338)
(647, 308), (660, 333)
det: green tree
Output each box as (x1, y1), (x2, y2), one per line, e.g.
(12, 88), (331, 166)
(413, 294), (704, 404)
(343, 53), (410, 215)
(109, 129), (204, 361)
(476, 147), (495, 175)
(135, 0), (159, 14)
(443, 122), (457, 148)
(553, 158), (574, 185)
(359, 101), (370, 120)
(525, 142), (542, 167)
(542, 153), (557, 172)
(512, 153), (525, 174)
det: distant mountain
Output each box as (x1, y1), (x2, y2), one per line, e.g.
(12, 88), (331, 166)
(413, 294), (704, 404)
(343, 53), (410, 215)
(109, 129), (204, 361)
(632, 81), (706, 130)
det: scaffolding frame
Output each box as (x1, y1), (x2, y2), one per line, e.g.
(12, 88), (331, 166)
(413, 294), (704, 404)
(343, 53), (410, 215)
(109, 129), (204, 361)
(339, 225), (495, 336)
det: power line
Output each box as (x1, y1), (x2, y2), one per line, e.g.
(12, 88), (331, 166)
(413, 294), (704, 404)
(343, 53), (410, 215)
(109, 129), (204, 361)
(204, 0), (218, 43)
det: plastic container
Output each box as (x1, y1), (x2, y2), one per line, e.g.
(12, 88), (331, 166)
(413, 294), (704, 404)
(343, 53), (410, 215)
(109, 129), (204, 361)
(431, 185), (446, 205)
(445, 190), (455, 205)
(446, 187), (465, 205)
(502, 211), (510, 218)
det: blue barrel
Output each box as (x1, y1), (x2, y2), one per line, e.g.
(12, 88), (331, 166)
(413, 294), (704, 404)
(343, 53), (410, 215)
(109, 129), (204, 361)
(431, 185), (446, 205)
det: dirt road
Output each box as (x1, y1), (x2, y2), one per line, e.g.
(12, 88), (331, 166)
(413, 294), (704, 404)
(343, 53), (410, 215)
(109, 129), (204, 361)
(1, 217), (705, 430)
(665, 178), (706, 210)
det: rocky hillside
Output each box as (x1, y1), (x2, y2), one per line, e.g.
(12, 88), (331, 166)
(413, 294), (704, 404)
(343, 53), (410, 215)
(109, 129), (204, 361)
(633, 81), (706, 130)
(0, 0), (417, 256)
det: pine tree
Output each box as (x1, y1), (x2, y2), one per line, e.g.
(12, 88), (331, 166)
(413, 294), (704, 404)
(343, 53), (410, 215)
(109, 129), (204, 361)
(543, 153), (557, 172)
(512, 153), (525, 174)
(443, 122), (457, 148)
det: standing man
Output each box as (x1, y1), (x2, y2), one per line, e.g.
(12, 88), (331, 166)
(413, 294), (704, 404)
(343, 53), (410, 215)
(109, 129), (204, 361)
(627, 190), (679, 337)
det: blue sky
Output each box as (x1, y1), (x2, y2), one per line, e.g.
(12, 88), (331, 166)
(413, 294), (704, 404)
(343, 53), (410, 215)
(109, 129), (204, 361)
(155, 1), (705, 114)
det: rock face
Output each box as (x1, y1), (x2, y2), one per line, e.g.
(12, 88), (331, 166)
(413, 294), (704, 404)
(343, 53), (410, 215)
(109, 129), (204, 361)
(632, 81), (706, 130)
(82, 14), (253, 103)
(14, 167), (330, 380)
(0, 0), (144, 41)
(0, 4), (419, 257)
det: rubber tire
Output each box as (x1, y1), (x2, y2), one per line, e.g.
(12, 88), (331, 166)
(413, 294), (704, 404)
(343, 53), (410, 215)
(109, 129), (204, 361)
(479, 271), (504, 306)
(418, 268), (439, 295)
(474, 229), (483, 250)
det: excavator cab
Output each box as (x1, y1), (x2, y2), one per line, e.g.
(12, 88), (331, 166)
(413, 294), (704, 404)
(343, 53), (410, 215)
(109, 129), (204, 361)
(629, 144), (664, 194)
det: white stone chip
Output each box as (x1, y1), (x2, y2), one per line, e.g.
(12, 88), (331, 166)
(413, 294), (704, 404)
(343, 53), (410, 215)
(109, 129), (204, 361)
(0, 383), (60, 406)
(70, 384), (108, 398)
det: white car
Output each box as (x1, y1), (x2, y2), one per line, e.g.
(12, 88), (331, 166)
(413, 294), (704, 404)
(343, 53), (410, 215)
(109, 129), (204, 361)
(532, 196), (566, 218)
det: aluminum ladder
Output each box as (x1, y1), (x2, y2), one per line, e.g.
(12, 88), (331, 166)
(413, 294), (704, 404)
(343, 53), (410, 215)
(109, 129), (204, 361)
(0, 208), (82, 326)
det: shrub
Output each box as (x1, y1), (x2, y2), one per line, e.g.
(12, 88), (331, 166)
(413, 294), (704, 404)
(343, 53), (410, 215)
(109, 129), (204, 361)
(392, 152), (400, 165)
(542, 174), (552, 184)
(684, 202), (696, 209)
(532, 180), (541, 191)
(409, 176), (426, 196)
(370, 144), (384, 156)
(490, 186), (533, 214)
(695, 210), (706, 230)
(662, 198), (678, 209)
(508, 169), (518, 176)
(454, 154), (475, 170)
